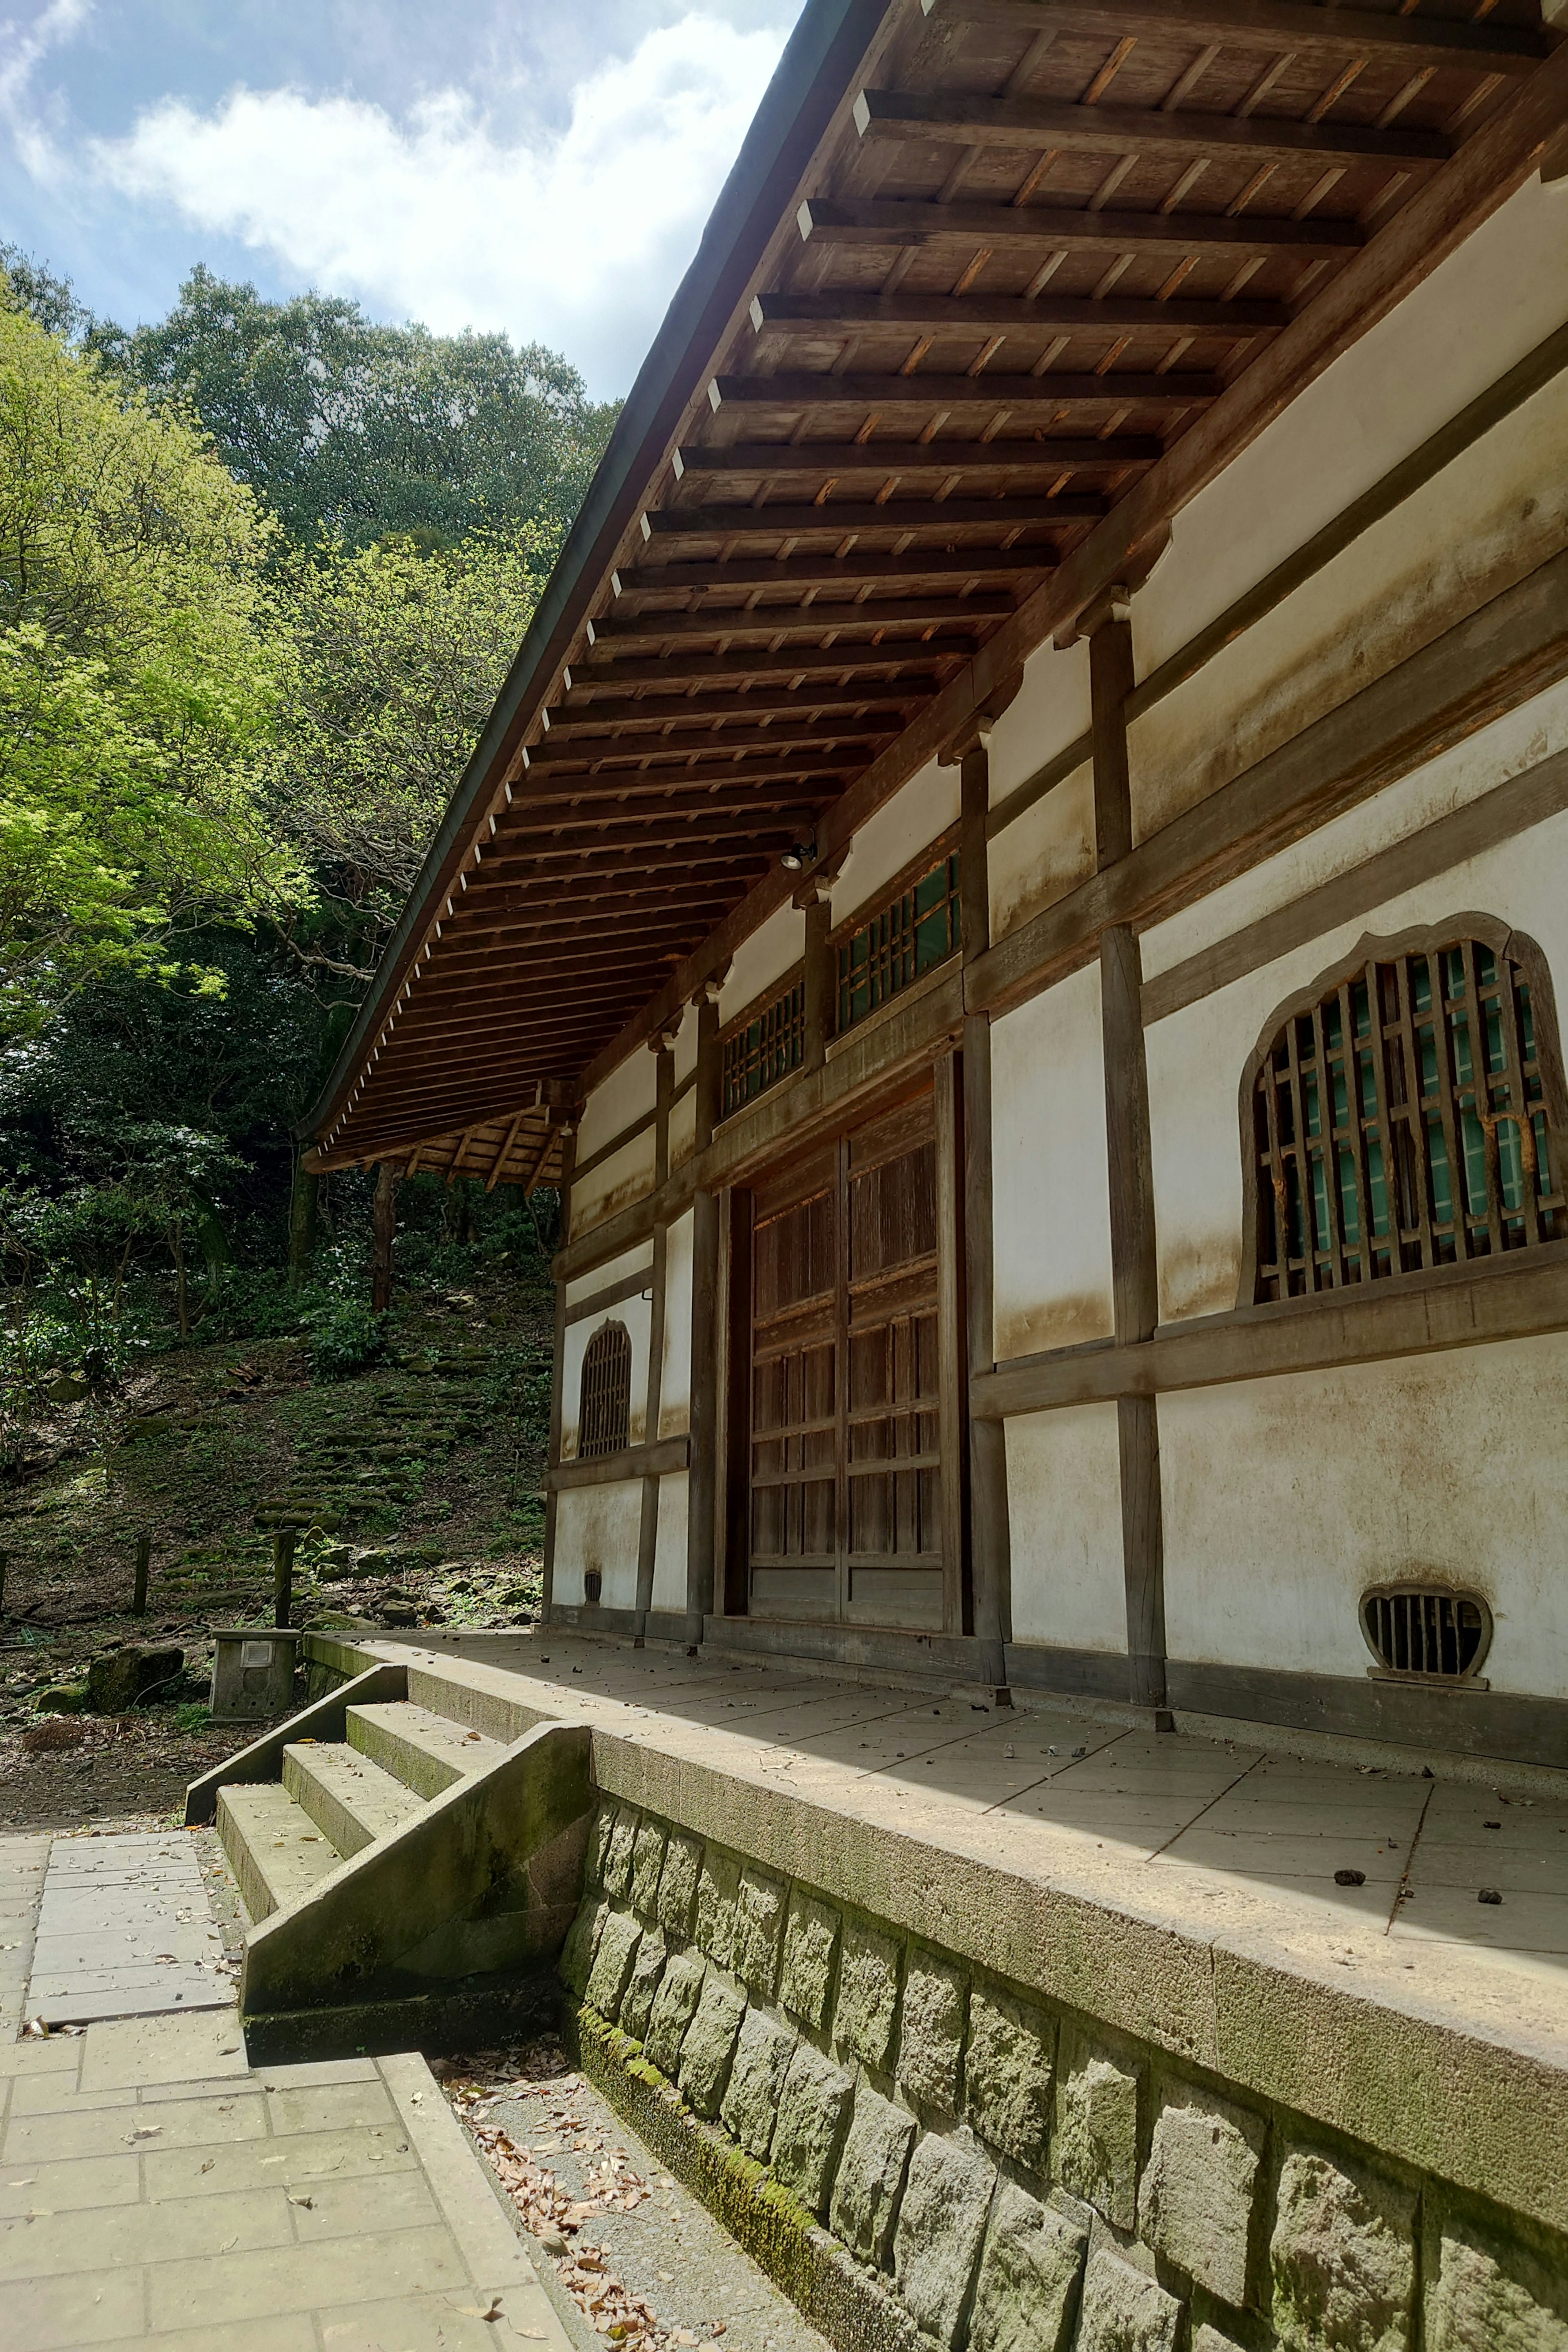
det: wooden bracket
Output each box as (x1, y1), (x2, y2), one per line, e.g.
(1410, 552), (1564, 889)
(691, 960), (733, 1008)
(791, 843), (852, 907)
(938, 667), (1026, 765)
(1054, 523), (1173, 646)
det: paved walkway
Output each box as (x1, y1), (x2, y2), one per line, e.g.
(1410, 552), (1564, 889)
(378, 1629), (1568, 2070)
(27, 1833), (230, 2027)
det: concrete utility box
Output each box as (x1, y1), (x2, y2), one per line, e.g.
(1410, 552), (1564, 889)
(209, 1628), (301, 1725)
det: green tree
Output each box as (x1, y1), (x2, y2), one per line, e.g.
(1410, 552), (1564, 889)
(91, 267), (618, 552)
(0, 295), (304, 1033)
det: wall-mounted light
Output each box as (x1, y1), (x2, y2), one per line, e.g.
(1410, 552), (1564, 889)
(780, 814), (819, 873)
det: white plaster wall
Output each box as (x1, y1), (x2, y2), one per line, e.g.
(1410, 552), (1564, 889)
(1005, 1403), (1126, 1653)
(1146, 777), (1568, 1323)
(991, 964), (1114, 1361)
(564, 1238), (653, 1310)
(672, 1003), (697, 1086)
(559, 1294), (653, 1459)
(552, 1482), (643, 1613)
(572, 1126), (657, 1236)
(1136, 175), (1568, 677)
(659, 1208), (695, 1438)
(668, 1085), (697, 1172)
(831, 758), (958, 925)
(577, 1049), (657, 1164)
(1160, 1334), (1568, 1699)
(719, 901), (804, 1026)
(987, 636), (1092, 807)
(652, 1470), (689, 1612)
(990, 762), (1095, 942)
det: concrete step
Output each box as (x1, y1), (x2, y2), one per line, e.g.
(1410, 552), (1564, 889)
(216, 1783), (345, 1924)
(282, 1740), (427, 1857)
(347, 1700), (509, 1799)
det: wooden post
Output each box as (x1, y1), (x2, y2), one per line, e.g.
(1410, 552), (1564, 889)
(273, 1527), (296, 1629)
(685, 1187), (720, 1652)
(802, 892), (835, 1071)
(132, 1532), (151, 1618)
(716, 1186), (753, 1619)
(1089, 599), (1169, 1721)
(693, 989), (722, 1155)
(635, 1218), (669, 1645)
(540, 1121), (576, 1628)
(287, 1160), (319, 1292)
(371, 1162), (398, 1315)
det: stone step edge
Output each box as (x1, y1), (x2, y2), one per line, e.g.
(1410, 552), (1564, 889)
(561, 1998), (920, 2352)
(281, 1742), (426, 1858)
(347, 1702), (508, 1801)
(216, 1782), (345, 1925)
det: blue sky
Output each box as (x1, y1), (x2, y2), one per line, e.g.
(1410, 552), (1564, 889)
(0, 0), (804, 393)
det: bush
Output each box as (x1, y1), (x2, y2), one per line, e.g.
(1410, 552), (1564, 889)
(300, 1293), (385, 1380)
(172, 1701), (211, 1733)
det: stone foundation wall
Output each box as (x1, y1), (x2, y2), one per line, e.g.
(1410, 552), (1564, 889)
(561, 1795), (1568, 2352)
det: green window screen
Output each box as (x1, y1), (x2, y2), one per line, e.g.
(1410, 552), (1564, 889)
(722, 976), (806, 1116)
(837, 851), (960, 1034)
(1252, 937), (1565, 1303)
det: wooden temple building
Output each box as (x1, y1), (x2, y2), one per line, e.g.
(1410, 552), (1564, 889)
(306, 0), (1568, 1770)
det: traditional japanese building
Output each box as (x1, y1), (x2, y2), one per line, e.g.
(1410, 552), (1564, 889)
(305, 0), (1568, 1773)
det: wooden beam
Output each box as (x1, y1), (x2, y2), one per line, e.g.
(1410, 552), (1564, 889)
(509, 787), (844, 833)
(484, 1106), (530, 1194)
(852, 87), (1452, 171)
(708, 369), (1223, 411)
(751, 289), (1292, 337)
(796, 195), (1362, 255)
(641, 494), (1105, 539)
(528, 720), (897, 757)
(588, 592), (1016, 643)
(918, 0), (1552, 77)
(614, 547), (1057, 593)
(672, 437), (1161, 478)
(568, 639), (978, 690)
(546, 680), (923, 727)
(517, 764), (856, 801)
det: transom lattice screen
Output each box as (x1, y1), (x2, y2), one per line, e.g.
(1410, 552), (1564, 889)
(578, 1320), (632, 1458)
(1251, 932), (1565, 1303)
(722, 974), (806, 1116)
(837, 852), (960, 1033)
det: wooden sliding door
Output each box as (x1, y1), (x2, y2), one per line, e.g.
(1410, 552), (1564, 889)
(745, 1079), (964, 1631)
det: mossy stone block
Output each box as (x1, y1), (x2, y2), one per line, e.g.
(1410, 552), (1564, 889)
(834, 1919), (901, 2072)
(1270, 2149), (1416, 2352)
(630, 1817), (668, 1920)
(969, 2180), (1087, 2352)
(658, 1828), (703, 1939)
(967, 1988), (1054, 2171)
(829, 2081), (916, 2271)
(1138, 2088), (1263, 2309)
(645, 1947), (706, 2078)
(897, 1952), (966, 2114)
(771, 2041), (854, 2220)
(1427, 2223), (1568, 2352)
(720, 2007), (797, 2163)
(678, 1971), (748, 2120)
(893, 2129), (996, 2348)
(1054, 2045), (1140, 2231)
(779, 1889), (840, 2030)
(732, 1867), (788, 2001)
(587, 1806), (617, 1890)
(1075, 2248), (1181, 2352)
(696, 1847), (741, 1970)
(604, 1806), (638, 1900)
(559, 1897), (607, 1998)
(620, 1926), (668, 2044)
(585, 1907), (643, 2025)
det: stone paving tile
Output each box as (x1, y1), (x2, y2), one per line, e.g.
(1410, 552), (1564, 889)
(0, 2149), (141, 2215)
(27, 1833), (229, 2028)
(143, 2122), (420, 2201)
(260, 2076), (401, 2135)
(0, 2180), (297, 2279)
(6, 2260), (146, 2348)
(4, 2088), (269, 2163)
(130, 2319), (316, 2352)
(80, 2010), (247, 2091)
(145, 2221), (472, 2330)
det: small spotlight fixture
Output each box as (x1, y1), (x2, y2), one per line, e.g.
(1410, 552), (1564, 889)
(780, 816), (818, 873)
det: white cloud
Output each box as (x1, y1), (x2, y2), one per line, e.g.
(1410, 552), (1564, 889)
(85, 14), (786, 393)
(0, 0), (93, 176)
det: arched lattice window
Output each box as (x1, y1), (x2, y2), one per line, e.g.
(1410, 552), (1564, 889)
(578, 1321), (632, 1457)
(1244, 922), (1567, 1305)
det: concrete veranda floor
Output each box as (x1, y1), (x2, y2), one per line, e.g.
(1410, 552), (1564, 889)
(374, 1627), (1568, 2074)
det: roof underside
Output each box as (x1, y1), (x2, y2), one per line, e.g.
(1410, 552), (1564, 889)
(306, 0), (1557, 1180)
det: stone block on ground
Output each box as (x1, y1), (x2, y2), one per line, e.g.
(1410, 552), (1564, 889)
(770, 2041), (854, 2219)
(587, 1805), (616, 1889)
(892, 2128), (997, 2348)
(677, 1971), (748, 2118)
(731, 1867), (788, 2001)
(657, 1829), (704, 1939)
(779, 1888), (840, 2030)
(968, 2179), (1087, 2352)
(1192, 2330), (1247, 2352)
(1271, 2147), (1417, 2352)
(897, 1951), (967, 2113)
(1075, 2247), (1183, 2352)
(1138, 2088), (1263, 2309)
(644, 1947), (707, 2078)
(584, 1907), (643, 2025)
(720, 2007), (797, 2162)
(695, 1848), (741, 1971)
(87, 1646), (184, 1714)
(630, 1818), (668, 1919)
(604, 1807), (638, 1900)
(1426, 2223), (1568, 2352)
(619, 1926), (668, 2042)
(966, 1987), (1054, 2169)
(1053, 2046), (1140, 2230)
(559, 1898), (606, 1998)
(829, 2080), (917, 2270)
(834, 1919), (902, 2072)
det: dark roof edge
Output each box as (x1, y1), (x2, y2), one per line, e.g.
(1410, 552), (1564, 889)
(301, 0), (892, 1149)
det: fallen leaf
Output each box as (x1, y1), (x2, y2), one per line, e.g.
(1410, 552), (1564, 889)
(459, 2297), (504, 2321)
(126, 2126), (163, 2143)
(287, 2193), (314, 2209)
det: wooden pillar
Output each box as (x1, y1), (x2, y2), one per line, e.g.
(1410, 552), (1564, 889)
(684, 1187), (720, 1652)
(715, 1185), (752, 1618)
(1089, 603), (1169, 1719)
(802, 893), (835, 1071)
(371, 1163), (398, 1314)
(637, 1032), (676, 1645)
(540, 1120), (576, 1629)
(287, 1158), (318, 1291)
(958, 736), (1010, 1694)
(694, 989), (722, 1155)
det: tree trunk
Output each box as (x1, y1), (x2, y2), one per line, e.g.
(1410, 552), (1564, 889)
(172, 1220), (189, 1342)
(288, 1162), (320, 1291)
(372, 1163), (398, 1314)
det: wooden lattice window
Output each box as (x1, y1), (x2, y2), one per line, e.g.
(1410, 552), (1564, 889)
(1245, 923), (1568, 1305)
(837, 851), (960, 1034)
(722, 973), (806, 1116)
(578, 1320), (632, 1458)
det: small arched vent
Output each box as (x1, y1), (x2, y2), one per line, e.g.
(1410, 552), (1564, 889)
(579, 1321), (632, 1459)
(1361, 1584), (1492, 1682)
